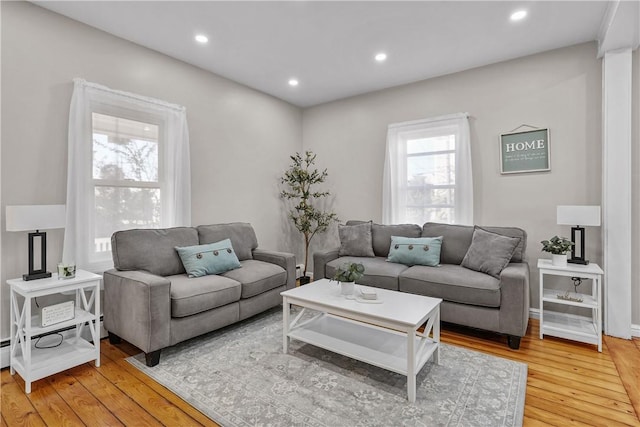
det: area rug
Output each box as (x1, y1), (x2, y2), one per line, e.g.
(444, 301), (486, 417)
(127, 308), (527, 427)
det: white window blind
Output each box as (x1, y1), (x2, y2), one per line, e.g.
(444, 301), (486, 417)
(382, 113), (473, 226)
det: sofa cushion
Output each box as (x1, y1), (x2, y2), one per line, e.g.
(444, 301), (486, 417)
(338, 222), (375, 257)
(175, 239), (241, 278)
(197, 223), (258, 261)
(387, 236), (443, 266)
(421, 223), (474, 265)
(399, 264), (501, 308)
(422, 222), (527, 264)
(461, 227), (521, 278)
(222, 259), (287, 298)
(326, 256), (409, 290)
(372, 223), (422, 257)
(168, 274), (241, 318)
(111, 227), (199, 277)
(481, 226), (527, 263)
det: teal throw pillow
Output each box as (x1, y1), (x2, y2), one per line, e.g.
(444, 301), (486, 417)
(175, 239), (241, 278)
(387, 236), (443, 267)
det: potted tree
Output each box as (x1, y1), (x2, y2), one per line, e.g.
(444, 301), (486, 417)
(541, 235), (574, 267)
(281, 151), (338, 284)
(331, 261), (365, 297)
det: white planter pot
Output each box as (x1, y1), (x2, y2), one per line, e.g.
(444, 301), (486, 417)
(552, 254), (568, 267)
(340, 281), (355, 297)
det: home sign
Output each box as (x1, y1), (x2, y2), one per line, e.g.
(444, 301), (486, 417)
(500, 128), (550, 174)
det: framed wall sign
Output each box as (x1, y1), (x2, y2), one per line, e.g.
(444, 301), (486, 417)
(500, 128), (550, 174)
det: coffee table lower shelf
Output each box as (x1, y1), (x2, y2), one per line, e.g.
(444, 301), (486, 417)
(286, 312), (438, 378)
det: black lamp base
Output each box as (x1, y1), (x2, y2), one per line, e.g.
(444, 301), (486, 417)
(24, 230), (51, 281)
(568, 226), (590, 266)
(23, 271), (52, 281)
(568, 258), (589, 265)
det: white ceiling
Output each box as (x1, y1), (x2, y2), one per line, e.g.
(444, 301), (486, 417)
(34, 1), (612, 108)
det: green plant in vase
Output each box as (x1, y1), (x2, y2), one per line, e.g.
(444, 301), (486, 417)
(541, 235), (573, 267)
(331, 262), (365, 298)
(331, 262), (365, 283)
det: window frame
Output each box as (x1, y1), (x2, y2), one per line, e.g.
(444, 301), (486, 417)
(382, 113), (473, 226)
(88, 105), (167, 266)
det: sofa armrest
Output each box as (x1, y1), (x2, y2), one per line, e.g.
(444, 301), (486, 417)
(313, 248), (340, 280)
(253, 249), (296, 290)
(103, 269), (171, 353)
(498, 263), (530, 337)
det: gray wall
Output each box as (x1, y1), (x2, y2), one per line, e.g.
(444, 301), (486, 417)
(2, 2), (638, 338)
(302, 43), (604, 312)
(0, 2), (302, 340)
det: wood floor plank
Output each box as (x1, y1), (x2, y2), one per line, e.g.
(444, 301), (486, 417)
(68, 364), (163, 427)
(100, 342), (218, 426)
(606, 335), (640, 420)
(47, 371), (123, 427)
(24, 376), (84, 427)
(111, 359), (219, 426)
(527, 384), (639, 426)
(96, 354), (206, 426)
(526, 370), (631, 405)
(526, 376), (636, 417)
(522, 415), (556, 427)
(523, 404), (592, 427)
(0, 371), (46, 427)
(526, 393), (632, 427)
(443, 334), (628, 393)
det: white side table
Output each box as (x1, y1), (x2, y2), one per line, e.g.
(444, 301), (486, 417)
(8, 269), (101, 393)
(537, 259), (603, 351)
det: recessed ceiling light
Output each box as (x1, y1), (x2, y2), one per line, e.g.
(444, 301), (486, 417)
(375, 53), (387, 62)
(288, 78), (299, 87)
(195, 34), (209, 44)
(510, 10), (527, 21)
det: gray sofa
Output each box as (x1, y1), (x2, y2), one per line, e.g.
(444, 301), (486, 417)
(104, 222), (296, 366)
(313, 221), (530, 349)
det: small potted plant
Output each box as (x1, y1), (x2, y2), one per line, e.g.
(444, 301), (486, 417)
(541, 236), (574, 267)
(331, 262), (365, 297)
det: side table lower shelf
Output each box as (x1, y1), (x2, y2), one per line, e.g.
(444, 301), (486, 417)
(12, 339), (98, 386)
(541, 311), (600, 346)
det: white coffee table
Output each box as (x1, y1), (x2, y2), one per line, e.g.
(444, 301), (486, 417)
(281, 279), (442, 403)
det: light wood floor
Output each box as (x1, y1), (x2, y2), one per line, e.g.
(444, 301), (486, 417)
(2, 319), (639, 426)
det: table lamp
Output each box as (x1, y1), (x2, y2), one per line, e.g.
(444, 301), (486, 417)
(556, 205), (601, 265)
(6, 205), (66, 280)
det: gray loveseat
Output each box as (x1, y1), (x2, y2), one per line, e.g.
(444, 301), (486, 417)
(313, 221), (530, 349)
(104, 222), (295, 366)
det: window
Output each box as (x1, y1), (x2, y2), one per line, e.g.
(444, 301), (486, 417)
(92, 113), (162, 257)
(64, 79), (191, 272)
(382, 113), (473, 226)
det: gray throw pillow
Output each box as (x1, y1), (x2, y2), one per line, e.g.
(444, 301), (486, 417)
(461, 226), (521, 278)
(338, 221), (375, 257)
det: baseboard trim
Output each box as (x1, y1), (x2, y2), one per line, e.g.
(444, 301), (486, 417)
(529, 308), (540, 319)
(0, 319), (107, 369)
(631, 324), (640, 338)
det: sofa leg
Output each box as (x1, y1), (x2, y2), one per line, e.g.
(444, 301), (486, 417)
(507, 335), (521, 350)
(145, 350), (161, 367)
(108, 332), (122, 345)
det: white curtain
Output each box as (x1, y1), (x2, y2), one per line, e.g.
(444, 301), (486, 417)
(382, 112), (473, 225)
(64, 78), (191, 272)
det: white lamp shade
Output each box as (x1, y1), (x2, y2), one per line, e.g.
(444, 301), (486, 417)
(557, 205), (601, 227)
(6, 205), (66, 232)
